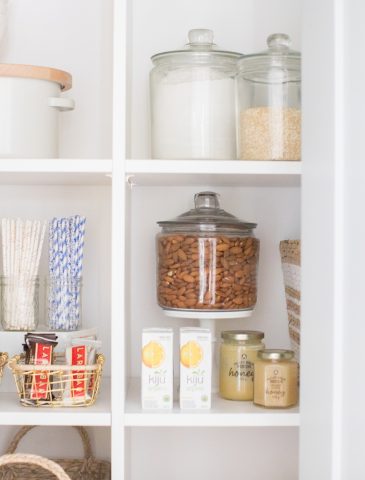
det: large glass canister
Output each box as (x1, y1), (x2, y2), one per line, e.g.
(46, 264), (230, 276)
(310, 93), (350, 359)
(150, 29), (242, 160)
(156, 192), (259, 313)
(236, 33), (301, 161)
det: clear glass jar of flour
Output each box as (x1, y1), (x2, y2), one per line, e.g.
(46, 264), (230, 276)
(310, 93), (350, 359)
(150, 29), (242, 160)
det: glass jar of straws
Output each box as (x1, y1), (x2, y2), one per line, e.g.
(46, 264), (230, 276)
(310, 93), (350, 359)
(48, 215), (86, 331)
(46, 277), (83, 331)
(1, 276), (40, 330)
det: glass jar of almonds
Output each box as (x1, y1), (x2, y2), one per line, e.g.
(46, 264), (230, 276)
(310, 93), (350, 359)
(156, 191), (259, 315)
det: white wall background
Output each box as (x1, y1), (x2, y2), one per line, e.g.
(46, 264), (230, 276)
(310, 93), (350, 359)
(0, 0), (113, 158)
(129, 427), (299, 480)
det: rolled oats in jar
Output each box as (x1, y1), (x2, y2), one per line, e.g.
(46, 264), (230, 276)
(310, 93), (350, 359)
(156, 192), (259, 313)
(236, 33), (301, 161)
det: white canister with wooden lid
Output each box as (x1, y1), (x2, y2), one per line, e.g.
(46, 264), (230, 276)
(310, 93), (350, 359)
(0, 64), (75, 158)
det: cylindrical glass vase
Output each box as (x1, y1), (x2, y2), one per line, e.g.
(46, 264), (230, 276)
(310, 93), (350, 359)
(0, 276), (39, 331)
(47, 277), (82, 331)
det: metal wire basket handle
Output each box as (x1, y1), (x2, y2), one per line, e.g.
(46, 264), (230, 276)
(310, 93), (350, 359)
(0, 454), (72, 480)
(5, 426), (93, 460)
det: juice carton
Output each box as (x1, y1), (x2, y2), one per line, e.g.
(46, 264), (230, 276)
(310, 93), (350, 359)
(180, 328), (211, 409)
(141, 328), (173, 409)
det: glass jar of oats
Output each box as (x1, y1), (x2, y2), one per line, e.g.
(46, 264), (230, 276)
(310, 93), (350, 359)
(236, 33), (301, 161)
(219, 330), (265, 401)
(156, 191), (259, 315)
(254, 349), (299, 408)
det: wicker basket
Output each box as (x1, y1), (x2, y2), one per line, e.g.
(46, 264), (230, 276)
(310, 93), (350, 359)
(0, 426), (111, 480)
(0, 453), (72, 480)
(0, 352), (8, 383)
(280, 240), (301, 361)
(8, 353), (104, 407)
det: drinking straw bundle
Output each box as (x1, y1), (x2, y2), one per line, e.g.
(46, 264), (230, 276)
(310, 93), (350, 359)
(1, 218), (46, 330)
(48, 215), (86, 330)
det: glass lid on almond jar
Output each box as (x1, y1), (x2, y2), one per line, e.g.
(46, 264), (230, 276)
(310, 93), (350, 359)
(151, 29), (242, 67)
(156, 192), (259, 318)
(157, 191), (257, 234)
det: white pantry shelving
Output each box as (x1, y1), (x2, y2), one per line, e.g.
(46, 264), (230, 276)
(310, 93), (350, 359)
(124, 379), (299, 427)
(0, 380), (111, 427)
(125, 159), (301, 187)
(0, 159), (112, 185)
(0, 0), (361, 478)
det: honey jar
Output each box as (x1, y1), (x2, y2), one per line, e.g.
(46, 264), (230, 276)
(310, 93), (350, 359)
(253, 349), (298, 408)
(219, 330), (264, 401)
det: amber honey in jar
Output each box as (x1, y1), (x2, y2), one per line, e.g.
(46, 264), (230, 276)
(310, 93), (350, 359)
(254, 349), (298, 408)
(219, 330), (264, 401)
(156, 192), (259, 313)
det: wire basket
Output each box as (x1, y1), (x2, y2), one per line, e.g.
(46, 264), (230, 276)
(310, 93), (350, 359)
(0, 352), (8, 383)
(8, 352), (104, 407)
(280, 240), (301, 361)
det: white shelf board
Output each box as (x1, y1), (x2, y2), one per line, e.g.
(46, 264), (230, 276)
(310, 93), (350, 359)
(125, 160), (301, 187)
(0, 159), (112, 185)
(124, 378), (300, 427)
(0, 378), (111, 426)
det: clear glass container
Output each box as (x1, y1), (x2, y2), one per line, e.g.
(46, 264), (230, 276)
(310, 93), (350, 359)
(47, 277), (82, 331)
(156, 192), (259, 313)
(150, 29), (242, 160)
(219, 330), (265, 401)
(254, 349), (299, 408)
(0, 276), (39, 331)
(237, 33), (301, 161)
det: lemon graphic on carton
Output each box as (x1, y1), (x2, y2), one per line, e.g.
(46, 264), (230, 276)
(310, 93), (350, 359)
(142, 341), (165, 368)
(180, 340), (203, 368)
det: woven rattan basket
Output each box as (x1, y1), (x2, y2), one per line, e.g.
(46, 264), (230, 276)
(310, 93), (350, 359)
(0, 453), (72, 480)
(280, 240), (301, 361)
(8, 353), (104, 407)
(0, 352), (8, 383)
(0, 426), (111, 480)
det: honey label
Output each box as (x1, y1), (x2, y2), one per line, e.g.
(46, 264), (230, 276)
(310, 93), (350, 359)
(229, 353), (254, 381)
(264, 365), (288, 406)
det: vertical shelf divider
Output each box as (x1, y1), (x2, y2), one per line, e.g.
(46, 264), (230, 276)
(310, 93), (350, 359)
(111, 0), (127, 478)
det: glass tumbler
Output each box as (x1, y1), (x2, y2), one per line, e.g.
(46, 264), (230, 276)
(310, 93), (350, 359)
(1, 276), (39, 331)
(47, 277), (82, 331)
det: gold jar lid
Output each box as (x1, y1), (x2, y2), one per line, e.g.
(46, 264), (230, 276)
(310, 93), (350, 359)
(258, 349), (294, 361)
(221, 330), (264, 342)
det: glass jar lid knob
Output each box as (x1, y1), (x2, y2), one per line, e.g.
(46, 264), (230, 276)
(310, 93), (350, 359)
(267, 33), (291, 52)
(194, 191), (220, 209)
(188, 29), (214, 47)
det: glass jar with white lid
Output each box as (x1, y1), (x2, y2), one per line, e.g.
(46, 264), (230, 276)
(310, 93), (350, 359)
(150, 29), (242, 160)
